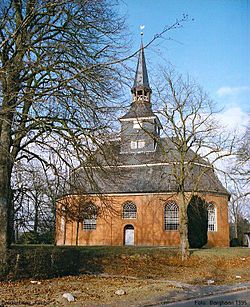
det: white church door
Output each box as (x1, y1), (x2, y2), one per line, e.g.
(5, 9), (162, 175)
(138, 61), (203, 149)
(124, 225), (134, 245)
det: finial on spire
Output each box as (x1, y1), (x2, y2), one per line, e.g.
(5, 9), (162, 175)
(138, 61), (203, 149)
(131, 29), (151, 96)
(140, 25), (145, 37)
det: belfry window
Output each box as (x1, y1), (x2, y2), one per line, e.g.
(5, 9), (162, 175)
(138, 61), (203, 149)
(207, 203), (217, 232)
(138, 140), (145, 148)
(131, 141), (137, 149)
(130, 140), (145, 149)
(123, 202), (137, 219)
(133, 120), (142, 129)
(164, 202), (179, 230)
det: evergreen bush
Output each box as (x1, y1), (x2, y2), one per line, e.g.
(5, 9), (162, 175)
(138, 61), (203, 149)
(230, 238), (241, 247)
(188, 196), (208, 248)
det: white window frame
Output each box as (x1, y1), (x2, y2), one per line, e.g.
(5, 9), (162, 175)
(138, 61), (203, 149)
(164, 202), (179, 231)
(122, 202), (137, 219)
(60, 206), (66, 232)
(131, 141), (137, 149)
(133, 120), (142, 129)
(208, 203), (217, 232)
(130, 140), (145, 149)
(83, 203), (98, 231)
(83, 218), (97, 230)
(137, 140), (145, 149)
(61, 216), (65, 232)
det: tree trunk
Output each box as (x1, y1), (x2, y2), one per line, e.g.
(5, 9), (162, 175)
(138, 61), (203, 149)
(178, 192), (190, 261)
(0, 179), (8, 271)
(34, 197), (39, 235)
(76, 221), (79, 246)
(0, 158), (13, 272)
(63, 218), (67, 245)
(0, 110), (14, 272)
(234, 219), (238, 239)
(15, 221), (19, 243)
(7, 188), (15, 246)
(234, 206), (239, 239)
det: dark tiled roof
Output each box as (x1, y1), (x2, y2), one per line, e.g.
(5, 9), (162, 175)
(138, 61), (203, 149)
(72, 138), (229, 197)
(74, 163), (228, 196)
(120, 102), (155, 120)
(89, 138), (209, 166)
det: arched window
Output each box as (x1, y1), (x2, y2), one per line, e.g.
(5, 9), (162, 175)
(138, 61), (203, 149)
(60, 206), (66, 232)
(83, 203), (98, 230)
(207, 203), (217, 232)
(122, 201), (137, 219)
(164, 202), (179, 230)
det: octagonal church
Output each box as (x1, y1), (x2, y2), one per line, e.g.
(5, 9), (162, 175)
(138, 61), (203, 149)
(56, 42), (230, 247)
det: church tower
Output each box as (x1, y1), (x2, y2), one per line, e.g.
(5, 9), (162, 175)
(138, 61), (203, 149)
(120, 41), (162, 154)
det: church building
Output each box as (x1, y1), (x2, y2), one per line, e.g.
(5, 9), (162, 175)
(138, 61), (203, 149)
(56, 42), (230, 247)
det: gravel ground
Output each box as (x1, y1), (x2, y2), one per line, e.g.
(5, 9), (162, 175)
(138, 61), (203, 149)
(0, 275), (177, 306)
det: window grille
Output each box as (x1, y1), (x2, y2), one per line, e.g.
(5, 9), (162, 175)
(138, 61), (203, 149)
(61, 216), (65, 232)
(83, 203), (97, 230)
(131, 141), (137, 149)
(138, 140), (145, 148)
(208, 203), (217, 232)
(123, 202), (137, 219)
(83, 218), (96, 230)
(61, 206), (66, 232)
(164, 202), (179, 230)
(130, 140), (145, 149)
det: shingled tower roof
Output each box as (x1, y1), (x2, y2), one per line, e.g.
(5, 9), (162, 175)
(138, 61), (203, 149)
(131, 41), (151, 92)
(120, 40), (155, 120)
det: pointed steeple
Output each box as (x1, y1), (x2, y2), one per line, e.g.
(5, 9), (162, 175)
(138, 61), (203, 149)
(119, 36), (162, 154)
(131, 37), (152, 105)
(131, 41), (151, 92)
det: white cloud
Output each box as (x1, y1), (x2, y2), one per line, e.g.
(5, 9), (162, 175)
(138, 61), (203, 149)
(216, 86), (250, 97)
(215, 106), (249, 133)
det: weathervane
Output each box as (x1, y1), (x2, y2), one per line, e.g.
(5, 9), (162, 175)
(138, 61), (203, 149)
(140, 25), (145, 36)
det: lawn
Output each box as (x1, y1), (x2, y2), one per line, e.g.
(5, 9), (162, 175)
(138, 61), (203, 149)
(0, 246), (249, 306)
(7, 245), (250, 281)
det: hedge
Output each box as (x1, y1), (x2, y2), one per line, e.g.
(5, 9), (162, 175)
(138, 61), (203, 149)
(1, 246), (83, 280)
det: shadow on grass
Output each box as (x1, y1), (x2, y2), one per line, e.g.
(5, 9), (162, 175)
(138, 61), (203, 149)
(2, 245), (181, 280)
(3, 245), (248, 281)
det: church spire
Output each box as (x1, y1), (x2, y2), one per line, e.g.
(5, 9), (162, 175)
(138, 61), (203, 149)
(119, 33), (162, 154)
(131, 38), (152, 103)
(132, 41), (151, 91)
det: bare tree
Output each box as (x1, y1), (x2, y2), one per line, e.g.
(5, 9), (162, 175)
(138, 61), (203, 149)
(0, 0), (130, 268)
(12, 159), (65, 243)
(0, 0), (189, 270)
(154, 68), (234, 260)
(234, 123), (250, 196)
(58, 196), (98, 246)
(222, 120), (250, 241)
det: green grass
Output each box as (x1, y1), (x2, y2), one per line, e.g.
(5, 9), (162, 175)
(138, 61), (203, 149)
(11, 244), (250, 258)
(190, 247), (250, 258)
(11, 244), (179, 257)
(3, 245), (250, 281)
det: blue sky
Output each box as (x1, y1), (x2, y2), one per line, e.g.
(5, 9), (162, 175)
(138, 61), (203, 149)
(120, 0), (249, 122)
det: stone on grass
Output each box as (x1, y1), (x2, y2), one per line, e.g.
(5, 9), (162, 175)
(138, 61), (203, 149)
(206, 280), (215, 285)
(63, 292), (75, 302)
(30, 280), (41, 285)
(115, 289), (126, 296)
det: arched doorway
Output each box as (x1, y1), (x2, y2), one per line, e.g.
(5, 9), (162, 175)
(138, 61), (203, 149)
(124, 225), (134, 245)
